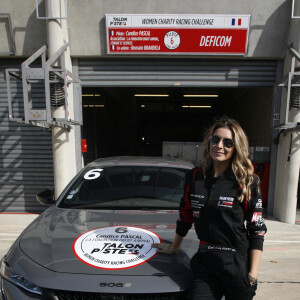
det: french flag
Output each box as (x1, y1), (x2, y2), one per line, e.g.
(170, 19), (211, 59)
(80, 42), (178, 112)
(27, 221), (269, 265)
(232, 18), (242, 26)
(110, 45), (115, 50)
(110, 30), (114, 36)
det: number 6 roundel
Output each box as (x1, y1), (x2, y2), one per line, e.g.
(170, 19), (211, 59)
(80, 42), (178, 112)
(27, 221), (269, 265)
(73, 226), (161, 270)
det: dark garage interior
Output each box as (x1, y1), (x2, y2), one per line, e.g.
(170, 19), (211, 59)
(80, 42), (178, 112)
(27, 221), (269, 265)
(81, 86), (273, 165)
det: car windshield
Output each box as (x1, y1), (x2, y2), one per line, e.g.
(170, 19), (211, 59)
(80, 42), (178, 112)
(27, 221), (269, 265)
(58, 166), (189, 209)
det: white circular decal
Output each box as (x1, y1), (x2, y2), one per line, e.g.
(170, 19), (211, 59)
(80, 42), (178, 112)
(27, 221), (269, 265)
(73, 226), (161, 270)
(164, 31), (181, 50)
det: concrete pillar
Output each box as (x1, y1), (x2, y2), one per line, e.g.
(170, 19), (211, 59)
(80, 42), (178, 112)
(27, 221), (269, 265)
(273, 5), (300, 224)
(46, 0), (78, 198)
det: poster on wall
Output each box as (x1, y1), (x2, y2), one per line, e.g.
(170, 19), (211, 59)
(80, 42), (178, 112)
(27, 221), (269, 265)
(105, 14), (251, 55)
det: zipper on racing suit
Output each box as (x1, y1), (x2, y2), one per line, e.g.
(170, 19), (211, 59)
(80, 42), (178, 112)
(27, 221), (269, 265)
(207, 178), (217, 243)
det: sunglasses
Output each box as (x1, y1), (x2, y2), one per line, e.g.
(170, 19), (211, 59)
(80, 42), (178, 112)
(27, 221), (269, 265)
(209, 135), (234, 149)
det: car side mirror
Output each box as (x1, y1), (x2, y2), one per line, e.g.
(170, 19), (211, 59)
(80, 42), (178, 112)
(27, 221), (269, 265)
(36, 189), (55, 206)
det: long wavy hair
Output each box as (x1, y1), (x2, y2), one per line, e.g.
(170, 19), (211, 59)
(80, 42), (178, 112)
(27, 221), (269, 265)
(202, 116), (256, 202)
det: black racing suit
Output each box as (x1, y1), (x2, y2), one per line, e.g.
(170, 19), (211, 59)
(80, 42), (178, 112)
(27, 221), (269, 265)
(176, 167), (267, 300)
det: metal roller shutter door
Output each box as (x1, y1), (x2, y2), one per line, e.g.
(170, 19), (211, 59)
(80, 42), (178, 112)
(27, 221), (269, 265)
(78, 58), (279, 87)
(0, 59), (54, 212)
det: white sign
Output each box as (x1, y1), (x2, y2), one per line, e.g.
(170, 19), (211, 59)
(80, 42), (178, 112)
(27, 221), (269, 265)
(106, 14), (251, 29)
(73, 226), (161, 270)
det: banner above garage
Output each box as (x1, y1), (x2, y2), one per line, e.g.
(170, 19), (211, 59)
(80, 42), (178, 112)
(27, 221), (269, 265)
(105, 14), (250, 55)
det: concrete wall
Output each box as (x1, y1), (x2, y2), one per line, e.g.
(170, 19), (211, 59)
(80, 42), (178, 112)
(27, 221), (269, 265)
(0, 0), (291, 58)
(0, 0), (47, 56)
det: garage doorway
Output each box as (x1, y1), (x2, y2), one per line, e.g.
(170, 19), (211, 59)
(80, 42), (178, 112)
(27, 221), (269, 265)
(81, 86), (274, 165)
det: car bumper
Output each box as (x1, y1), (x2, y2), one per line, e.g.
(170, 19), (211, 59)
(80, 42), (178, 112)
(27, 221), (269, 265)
(1, 277), (189, 300)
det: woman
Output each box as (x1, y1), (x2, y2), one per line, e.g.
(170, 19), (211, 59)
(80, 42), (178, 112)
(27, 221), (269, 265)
(153, 116), (267, 300)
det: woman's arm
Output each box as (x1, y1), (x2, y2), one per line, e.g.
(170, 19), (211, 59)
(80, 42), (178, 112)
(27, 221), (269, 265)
(245, 175), (267, 254)
(172, 233), (184, 252)
(245, 176), (266, 285)
(249, 249), (263, 281)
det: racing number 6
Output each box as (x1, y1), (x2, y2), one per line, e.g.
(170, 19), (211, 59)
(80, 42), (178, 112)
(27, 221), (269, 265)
(115, 227), (128, 233)
(84, 169), (103, 180)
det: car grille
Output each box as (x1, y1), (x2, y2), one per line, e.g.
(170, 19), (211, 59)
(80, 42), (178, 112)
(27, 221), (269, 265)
(44, 289), (188, 300)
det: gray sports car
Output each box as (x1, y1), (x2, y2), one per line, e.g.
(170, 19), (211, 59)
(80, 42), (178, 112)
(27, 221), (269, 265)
(0, 156), (199, 300)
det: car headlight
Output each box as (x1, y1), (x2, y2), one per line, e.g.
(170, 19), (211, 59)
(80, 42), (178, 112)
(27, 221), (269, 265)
(0, 259), (42, 295)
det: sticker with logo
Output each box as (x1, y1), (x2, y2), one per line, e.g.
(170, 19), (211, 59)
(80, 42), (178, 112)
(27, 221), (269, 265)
(191, 194), (205, 199)
(217, 196), (234, 208)
(251, 212), (262, 223)
(164, 31), (181, 50)
(255, 198), (262, 209)
(73, 226), (161, 270)
(193, 211), (200, 218)
(191, 195), (204, 218)
(255, 218), (265, 227)
(191, 199), (205, 209)
(255, 230), (265, 236)
(207, 245), (236, 252)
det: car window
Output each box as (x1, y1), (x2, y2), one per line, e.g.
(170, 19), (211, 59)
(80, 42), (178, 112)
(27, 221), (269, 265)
(58, 166), (189, 209)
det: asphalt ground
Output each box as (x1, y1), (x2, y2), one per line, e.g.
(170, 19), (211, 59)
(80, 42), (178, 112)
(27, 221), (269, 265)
(0, 212), (300, 299)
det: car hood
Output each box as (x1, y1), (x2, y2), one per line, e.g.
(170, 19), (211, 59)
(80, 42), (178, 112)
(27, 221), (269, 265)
(19, 207), (199, 277)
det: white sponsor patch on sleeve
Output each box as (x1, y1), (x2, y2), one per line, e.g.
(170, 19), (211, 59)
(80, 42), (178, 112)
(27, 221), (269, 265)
(255, 199), (262, 209)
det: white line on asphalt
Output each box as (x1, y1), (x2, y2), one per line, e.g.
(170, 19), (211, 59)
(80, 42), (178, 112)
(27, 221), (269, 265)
(0, 233), (20, 236)
(265, 240), (300, 243)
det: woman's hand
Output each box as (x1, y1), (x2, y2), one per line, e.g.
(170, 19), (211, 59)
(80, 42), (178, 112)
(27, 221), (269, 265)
(152, 243), (178, 254)
(152, 233), (184, 254)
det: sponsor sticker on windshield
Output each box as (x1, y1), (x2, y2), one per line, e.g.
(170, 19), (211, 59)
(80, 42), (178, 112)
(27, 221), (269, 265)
(73, 226), (161, 270)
